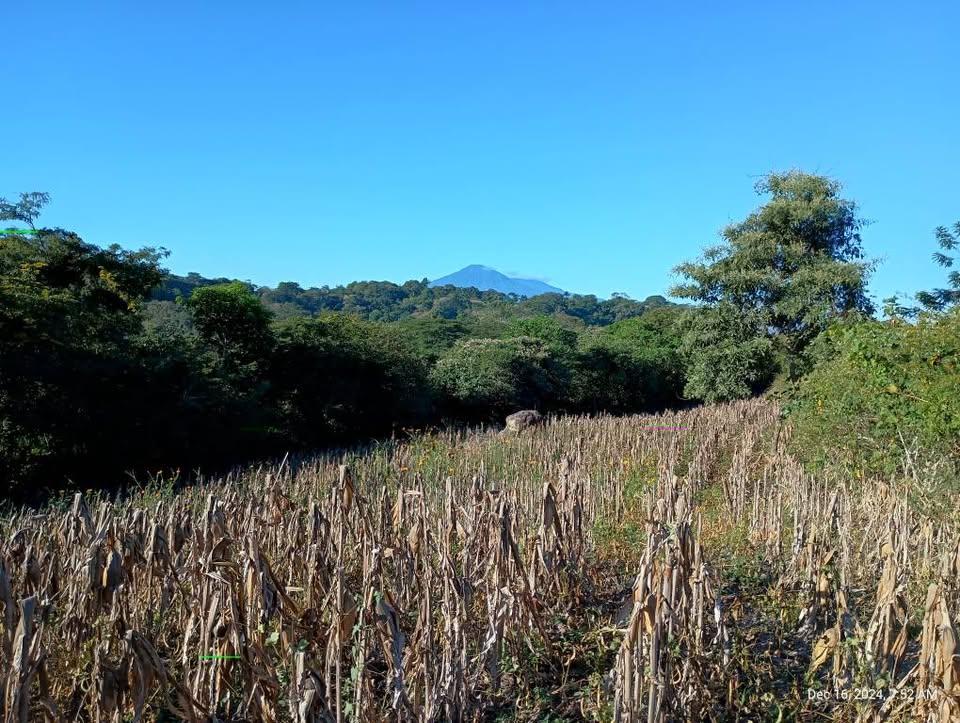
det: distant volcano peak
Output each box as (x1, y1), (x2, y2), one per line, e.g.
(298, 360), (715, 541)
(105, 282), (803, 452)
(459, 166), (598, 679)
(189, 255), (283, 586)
(429, 265), (565, 297)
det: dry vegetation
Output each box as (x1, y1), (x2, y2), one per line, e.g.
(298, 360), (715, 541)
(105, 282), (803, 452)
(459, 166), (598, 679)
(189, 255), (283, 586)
(1, 399), (959, 721)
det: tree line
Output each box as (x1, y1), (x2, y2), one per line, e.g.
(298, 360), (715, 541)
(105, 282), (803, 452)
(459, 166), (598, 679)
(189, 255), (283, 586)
(0, 192), (685, 501)
(155, 271), (673, 325)
(2, 172), (957, 502)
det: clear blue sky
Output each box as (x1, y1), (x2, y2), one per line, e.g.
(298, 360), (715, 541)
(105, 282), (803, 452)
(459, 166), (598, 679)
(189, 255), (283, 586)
(3, 1), (957, 304)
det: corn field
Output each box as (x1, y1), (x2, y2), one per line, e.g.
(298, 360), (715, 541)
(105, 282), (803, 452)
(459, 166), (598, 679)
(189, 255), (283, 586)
(1, 399), (959, 721)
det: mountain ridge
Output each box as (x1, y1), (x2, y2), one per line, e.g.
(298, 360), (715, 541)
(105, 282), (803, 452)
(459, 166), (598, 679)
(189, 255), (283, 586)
(429, 264), (566, 297)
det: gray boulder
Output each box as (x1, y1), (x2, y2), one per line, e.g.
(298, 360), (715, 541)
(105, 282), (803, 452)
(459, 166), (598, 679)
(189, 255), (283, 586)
(503, 410), (543, 432)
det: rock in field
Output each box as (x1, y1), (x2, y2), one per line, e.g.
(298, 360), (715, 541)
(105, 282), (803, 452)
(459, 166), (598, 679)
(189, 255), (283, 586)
(504, 409), (543, 432)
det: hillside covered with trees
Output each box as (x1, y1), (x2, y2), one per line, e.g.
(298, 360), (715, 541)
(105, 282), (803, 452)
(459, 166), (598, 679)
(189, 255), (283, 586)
(154, 269), (673, 325)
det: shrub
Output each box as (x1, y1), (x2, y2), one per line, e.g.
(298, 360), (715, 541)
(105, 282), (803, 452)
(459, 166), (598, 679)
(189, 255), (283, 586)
(271, 315), (429, 444)
(787, 310), (960, 473)
(430, 336), (565, 419)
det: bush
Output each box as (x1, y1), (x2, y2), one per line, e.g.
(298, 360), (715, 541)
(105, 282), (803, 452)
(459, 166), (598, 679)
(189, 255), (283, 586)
(787, 311), (960, 473)
(430, 336), (565, 420)
(568, 336), (649, 414)
(271, 315), (429, 445)
(603, 308), (685, 410)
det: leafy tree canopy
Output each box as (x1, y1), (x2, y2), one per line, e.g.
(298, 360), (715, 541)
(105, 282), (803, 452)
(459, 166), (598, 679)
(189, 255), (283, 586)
(156, 271), (680, 327)
(503, 316), (580, 353)
(271, 315), (428, 443)
(915, 222), (960, 313)
(185, 281), (274, 366)
(1, 194), (168, 497)
(673, 171), (874, 351)
(0, 191), (51, 229)
(672, 171), (875, 399)
(678, 303), (776, 403)
(430, 337), (563, 419)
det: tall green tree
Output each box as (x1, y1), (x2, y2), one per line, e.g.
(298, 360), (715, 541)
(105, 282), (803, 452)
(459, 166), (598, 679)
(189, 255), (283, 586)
(671, 171), (874, 400)
(395, 317), (472, 363)
(600, 306), (686, 409)
(503, 316), (579, 354)
(185, 282), (274, 367)
(183, 282), (276, 454)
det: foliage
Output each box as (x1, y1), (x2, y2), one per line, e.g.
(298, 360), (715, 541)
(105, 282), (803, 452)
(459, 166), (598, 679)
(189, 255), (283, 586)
(0, 191), (51, 228)
(672, 171), (874, 400)
(567, 335), (648, 413)
(139, 299), (197, 342)
(430, 336), (564, 419)
(602, 306), (686, 408)
(270, 315), (429, 445)
(502, 315), (579, 354)
(158, 272), (678, 326)
(0, 221), (166, 497)
(185, 281), (274, 367)
(677, 303), (776, 403)
(177, 282), (278, 457)
(565, 309), (685, 414)
(395, 317), (473, 363)
(787, 310), (960, 472)
(914, 221), (960, 313)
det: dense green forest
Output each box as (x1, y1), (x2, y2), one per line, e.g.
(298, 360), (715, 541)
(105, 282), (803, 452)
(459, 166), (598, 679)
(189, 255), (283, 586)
(1, 172), (958, 502)
(156, 270), (673, 325)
